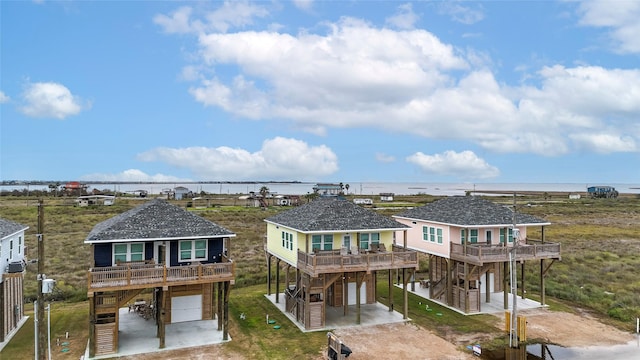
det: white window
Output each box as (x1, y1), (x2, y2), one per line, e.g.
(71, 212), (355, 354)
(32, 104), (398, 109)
(437, 228), (443, 244)
(425, 226), (443, 244)
(113, 243), (144, 264)
(359, 232), (380, 250)
(470, 229), (478, 243)
(18, 236), (22, 255)
(10, 240), (14, 260)
(422, 226), (429, 241)
(179, 240), (207, 262)
(312, 234), (333, 251)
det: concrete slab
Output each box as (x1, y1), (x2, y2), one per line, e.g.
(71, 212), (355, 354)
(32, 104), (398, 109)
(403, 283), (546, 315)
(264, 293), (408, 333)
(85, 308), (230, 359)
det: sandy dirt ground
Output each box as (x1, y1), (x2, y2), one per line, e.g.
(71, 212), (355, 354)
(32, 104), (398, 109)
(124, 307), (635, 360)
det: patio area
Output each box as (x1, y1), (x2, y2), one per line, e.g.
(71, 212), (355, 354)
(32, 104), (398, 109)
(85, 308), (230, 359)
(265, 293), (408, 333)
(403, 281), (546, 315)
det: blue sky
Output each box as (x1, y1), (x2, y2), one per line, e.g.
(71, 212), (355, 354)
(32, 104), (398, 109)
(1, 1), (639, 184)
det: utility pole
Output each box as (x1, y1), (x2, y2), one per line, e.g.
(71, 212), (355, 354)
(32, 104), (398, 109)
(509, 193), (519, 348)
(36, 199), (46, 360)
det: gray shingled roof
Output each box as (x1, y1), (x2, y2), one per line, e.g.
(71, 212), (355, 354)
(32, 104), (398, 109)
(394, 196), (549, 226)
(265, 197), (409, 232)
(0, 218), (28, 239)
(85, 199), (235, 243)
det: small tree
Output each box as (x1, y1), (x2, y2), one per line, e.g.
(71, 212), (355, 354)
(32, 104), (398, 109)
(259, 186), (269, 198)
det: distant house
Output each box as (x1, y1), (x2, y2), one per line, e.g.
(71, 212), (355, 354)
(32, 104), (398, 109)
(379, 193), (394, 202)
(84, 199), (236, 357)
(264, 197), (418, 330)
(75, 195), (115, 206)
(312, 183), (343, 197)
(0, 217), (28, 348)
(393, 196), (560, 314)
(174, 186), (191, 200)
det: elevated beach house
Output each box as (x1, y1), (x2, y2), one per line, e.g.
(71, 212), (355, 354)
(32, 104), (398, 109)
(393, 196), (561, 314)
(0, 217), (28, 348)
(264, 197), (419, 330)
(85, 199), (235, 357)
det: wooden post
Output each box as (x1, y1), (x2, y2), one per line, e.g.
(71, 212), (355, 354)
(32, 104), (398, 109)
(485, 271), (491, 303)
(521, 262), (526, 300)
(0, 280), (4, 342)
(89, 294), (96, 357)
(267, 254), (272, 296)
(387, 270), (393, 312)
(464, 262), (469, 313)
(446, 259), (452, 306)
(355, 273), (361, 325)
(217, 282), (223, 331)
(36, 200), (46, 360)
(304, 274), (311, 329)
(223, 281), (230, 341)
(275, 259), (280, 304)
(503, 261), (509, 309)
(158, 288), (165, 348)
(540, 259), (545, 305)
(343, 273), (349, 316)
(403, 269), (409, 319)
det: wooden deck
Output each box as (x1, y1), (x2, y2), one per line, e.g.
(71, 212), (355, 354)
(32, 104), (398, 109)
(450, 240), (561, 265)
(87, 261), (235, 293)
(297, 246), (418, 276)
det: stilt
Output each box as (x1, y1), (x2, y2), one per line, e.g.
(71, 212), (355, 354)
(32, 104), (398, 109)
(355, 272), (361, 325)
(275, 259), (280, 303)
(223, 281), (230, 341)
(503, 261), (509, 309)
(267, 254), (272, 296)
(388, 270), (394, 312)
(158, 288), (165, 349)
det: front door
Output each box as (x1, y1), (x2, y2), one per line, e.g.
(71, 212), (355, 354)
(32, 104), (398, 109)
(155, 242), (166, 265)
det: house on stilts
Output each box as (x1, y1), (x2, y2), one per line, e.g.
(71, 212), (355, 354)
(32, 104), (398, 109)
(0, 217), (28, 351)
(393, 196), (561, 314)
(264, 196), (419, 330)
(84, 199), (235, 357)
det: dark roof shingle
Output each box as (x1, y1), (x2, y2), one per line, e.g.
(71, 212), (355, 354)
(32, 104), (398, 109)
(394, 196), (549, 226)
(85, 199), (235, 243)
(265, 197), (409, 232)
(0, 218), (29, 239)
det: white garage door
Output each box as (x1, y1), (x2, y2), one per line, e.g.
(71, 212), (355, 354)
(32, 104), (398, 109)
(171, 295), (202, 323)
(347, 282), (367, 305)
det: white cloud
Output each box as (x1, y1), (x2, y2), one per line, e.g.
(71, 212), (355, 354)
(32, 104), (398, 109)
(406, 150), (499, 180)
(137, 137), (338, 181)
(80, 169), (190, 182)
(160, 7), (640, 157)
(438, 1), (484, 25)
(576, 0), (640, 53)
(570, 133), (636, 153)
(19, 82), (88, 119)
(293, 0), (313, 11)
(385, 3), (419, 30)
(154, 2), (269, 34)
(0, 91), (9, 103)
(375, 153), (396, 163)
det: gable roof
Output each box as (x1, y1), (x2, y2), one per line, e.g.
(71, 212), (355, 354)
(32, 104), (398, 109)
(394, 196), (550, 227)
(85, 199), (235, 243)
(265, 197), (409, 233)
(0, 218), (29, 239)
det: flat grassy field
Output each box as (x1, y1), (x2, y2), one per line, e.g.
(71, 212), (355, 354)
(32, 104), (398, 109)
(0, 193), (638, 358)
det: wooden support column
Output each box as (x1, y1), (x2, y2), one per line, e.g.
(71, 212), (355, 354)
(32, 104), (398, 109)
(275, 259), (280, 303)
(217, 282), (223, 331)
(223, 281), (230, 341)
(304, 274), (311, 328)
(388, 270), (394, 312)
(485, 271), (491, 303)
(89, 294), (96, 358)
(355, 272), (361, 325)
(446, 259), (452, 305)
(540, 259), (546, 305)
(0, 281), (5, 342)
(521, 262), (526, 300)
(503, 261), (509, 309)
(158, 287), (166, 348)
(267, 254), (272, 296)
(343, 273), (349, 316)
(403, 268), (409, 320)
(464, 262), (470, 313)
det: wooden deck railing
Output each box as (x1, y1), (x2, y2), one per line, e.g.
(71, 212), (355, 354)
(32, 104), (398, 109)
(297, 246), (418, 276)
(87, 261), (235, 292)
(450, 239), (561, 265)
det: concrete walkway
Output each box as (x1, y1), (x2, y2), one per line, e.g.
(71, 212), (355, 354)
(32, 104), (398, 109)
(265, 293), (408, 333)
(85, 308), (229, 359)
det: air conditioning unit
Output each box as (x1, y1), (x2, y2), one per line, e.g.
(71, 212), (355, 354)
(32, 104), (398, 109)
(7, 261), (25, 273)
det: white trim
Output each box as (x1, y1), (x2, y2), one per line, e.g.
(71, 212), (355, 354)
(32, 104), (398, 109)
(84, 234), (235, 244)
(178, 239), (208, 262)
